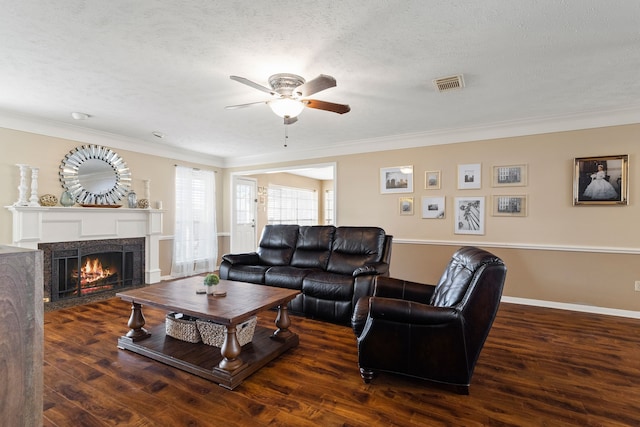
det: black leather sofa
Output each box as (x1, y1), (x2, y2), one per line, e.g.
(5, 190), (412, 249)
(219, 224), (393, 324)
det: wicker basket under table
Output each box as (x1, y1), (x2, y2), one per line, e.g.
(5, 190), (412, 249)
(165, 312), (202, 343)
(196, 316), (257, 347)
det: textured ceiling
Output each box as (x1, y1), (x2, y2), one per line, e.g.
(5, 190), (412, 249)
(1, 1), (640, 167)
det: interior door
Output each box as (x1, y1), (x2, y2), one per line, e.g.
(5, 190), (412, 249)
(231, 176), (257, 253)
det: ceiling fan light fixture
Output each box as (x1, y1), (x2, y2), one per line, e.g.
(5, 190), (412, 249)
(268, 98), (305, 118)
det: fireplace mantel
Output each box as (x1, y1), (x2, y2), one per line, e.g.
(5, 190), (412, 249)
(6, 206), (163, 283)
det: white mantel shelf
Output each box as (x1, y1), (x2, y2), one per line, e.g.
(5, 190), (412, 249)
(6, 206), (164, 283)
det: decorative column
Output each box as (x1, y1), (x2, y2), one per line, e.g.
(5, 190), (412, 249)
(28, 167), (40, 207)
(13, 164), (30, 206)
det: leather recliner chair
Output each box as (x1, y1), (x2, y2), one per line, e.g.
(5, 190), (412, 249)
(351, 246), (507, 394)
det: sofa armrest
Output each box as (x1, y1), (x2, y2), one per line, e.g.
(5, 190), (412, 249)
(368, 297), (459, 325)
(373, 276), (436, 302)
(221, 252), (260, 265)
(352, 262), (389, 277)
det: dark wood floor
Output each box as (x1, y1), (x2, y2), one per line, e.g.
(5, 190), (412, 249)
(43, 297), (640, 426)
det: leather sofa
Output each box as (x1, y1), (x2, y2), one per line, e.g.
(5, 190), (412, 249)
(219, 224), (393, 324)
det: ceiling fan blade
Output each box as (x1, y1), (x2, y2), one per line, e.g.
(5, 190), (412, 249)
(225, 101), (267, 110)
(284, 116), (298, 125)
(303, 99), (351, 114)
(294, 74), (337, 97)
(230, 75), (278, 96)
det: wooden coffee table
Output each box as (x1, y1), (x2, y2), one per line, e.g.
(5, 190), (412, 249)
(116, 277), (300, 390)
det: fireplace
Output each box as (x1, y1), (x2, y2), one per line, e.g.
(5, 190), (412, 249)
(7, 206), (164, 291)
(39, 238), (145, 302)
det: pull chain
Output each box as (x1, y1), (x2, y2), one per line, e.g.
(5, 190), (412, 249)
(284, 123), (288, 147)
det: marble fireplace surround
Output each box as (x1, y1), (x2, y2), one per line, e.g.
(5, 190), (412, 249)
(7, 206), (163, 286)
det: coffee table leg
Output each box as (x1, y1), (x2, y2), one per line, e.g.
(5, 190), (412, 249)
(272, 304), (293, 340)
(125, 302), (150, 341)
(218, 325), (244, 371)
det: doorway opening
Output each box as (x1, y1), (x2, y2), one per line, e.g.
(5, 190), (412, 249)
(230, 162), (336, 254)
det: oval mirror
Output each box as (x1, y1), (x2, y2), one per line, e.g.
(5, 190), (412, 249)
(59, 145), (132, 205)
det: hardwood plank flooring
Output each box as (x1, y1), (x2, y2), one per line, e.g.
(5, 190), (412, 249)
(43, 298), (640, 426)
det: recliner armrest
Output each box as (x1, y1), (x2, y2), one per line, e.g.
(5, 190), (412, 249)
(373, 276), (436, 302)
(352, 262), (389, 277)
(221, 252), (260, 265)
(368, 297), (459, 325)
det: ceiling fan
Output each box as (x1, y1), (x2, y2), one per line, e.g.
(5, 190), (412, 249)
(226, 73), (351, 125)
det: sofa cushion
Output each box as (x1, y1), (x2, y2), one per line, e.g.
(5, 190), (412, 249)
(224, 264), (269, 284)
(326, 227), (386, 275)
(290, 225), (336, 269)
(265, 266), (317, 290)
(302, 271), (354, 301)
(257, 224), (299, 266)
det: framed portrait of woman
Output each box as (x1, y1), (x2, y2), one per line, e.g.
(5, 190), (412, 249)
(573, 155), (628, 205)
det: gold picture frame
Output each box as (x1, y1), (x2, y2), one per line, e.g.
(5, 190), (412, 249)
(492, 195), (527, 217)
(399, 197), (414, 215)
(573, 154), (628, 205)
(492, 164), (528, 187)
(424, 170), (441, 190)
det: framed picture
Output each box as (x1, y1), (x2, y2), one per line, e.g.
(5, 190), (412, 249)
(573, 155), (628, 205)
(454, 197), (485, 234)
(457, 163), (481, 189)
(380, 166), (413, 194)
(424, 170), (441, 190)
(492, 164), (528, 187)
(421, 196), (445, 219)
(492, 195), (527, 217)
(399, 197), (414, 215)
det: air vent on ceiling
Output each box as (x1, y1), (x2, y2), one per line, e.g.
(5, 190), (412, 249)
(433, 74), (465, 92)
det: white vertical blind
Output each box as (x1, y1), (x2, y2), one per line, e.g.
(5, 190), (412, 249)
(171, 166), (217, 277)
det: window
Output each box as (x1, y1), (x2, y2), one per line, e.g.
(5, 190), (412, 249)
(171, 166), (217, 277)
(267, 185), (318, 225)
(324, 189), (334, 225)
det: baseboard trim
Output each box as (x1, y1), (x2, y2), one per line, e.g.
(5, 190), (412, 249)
(502, 296), (640, 319)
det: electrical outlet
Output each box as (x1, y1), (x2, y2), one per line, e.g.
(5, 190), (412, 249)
(635, 281), (640, 292)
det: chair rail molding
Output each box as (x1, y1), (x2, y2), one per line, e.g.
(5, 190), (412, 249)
(392, 238), (640, 255)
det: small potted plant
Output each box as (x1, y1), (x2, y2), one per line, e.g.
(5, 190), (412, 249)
(203, 273), (219, 295)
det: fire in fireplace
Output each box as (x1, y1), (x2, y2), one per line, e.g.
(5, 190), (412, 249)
(77, 256), (115, 286)
(64, 253), (121, 297)
(39, 238), (145, 302)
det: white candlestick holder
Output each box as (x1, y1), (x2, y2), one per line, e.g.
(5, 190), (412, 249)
(13, 164), (30, 206)
(28, 167), (41, 206)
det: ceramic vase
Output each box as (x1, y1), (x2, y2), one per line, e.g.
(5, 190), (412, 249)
(60, 190), (75, 207)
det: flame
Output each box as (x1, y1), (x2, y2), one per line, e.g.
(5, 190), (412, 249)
(79, 257), (111, 285)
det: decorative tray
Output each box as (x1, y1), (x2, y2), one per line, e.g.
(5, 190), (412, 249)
(80, 204), (122, 208)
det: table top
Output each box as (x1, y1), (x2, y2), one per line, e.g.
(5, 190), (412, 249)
(117, 277), (300, 326)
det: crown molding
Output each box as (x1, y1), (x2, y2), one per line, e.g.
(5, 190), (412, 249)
(0, 111), (225, 167)
(2, 105), (640, 169)
(223, 104), (640, 167)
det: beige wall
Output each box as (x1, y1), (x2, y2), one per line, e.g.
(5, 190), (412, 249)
(0, 127), (224, 277)
(2, 123), (640, 312)
(227, 124), (640, 312)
